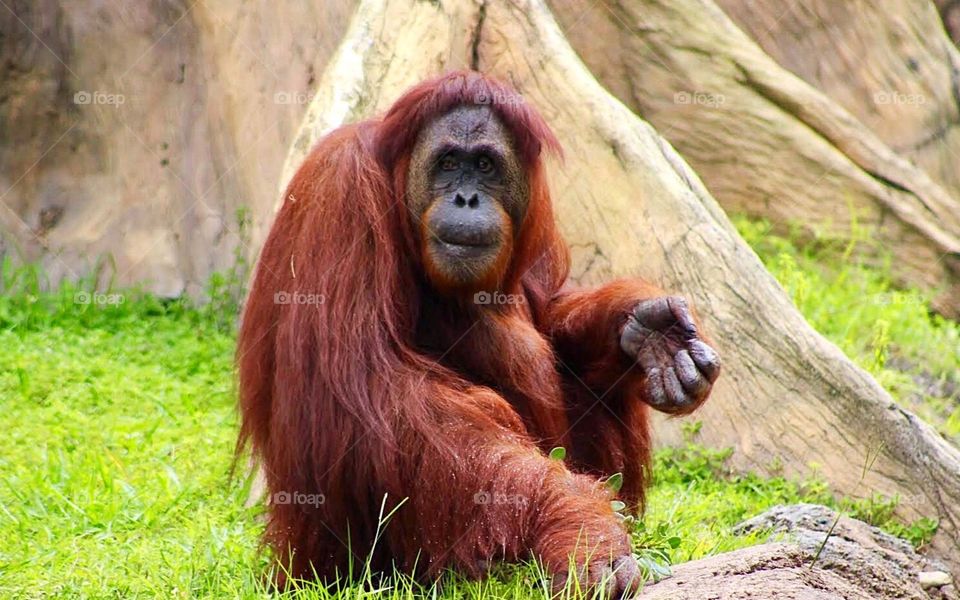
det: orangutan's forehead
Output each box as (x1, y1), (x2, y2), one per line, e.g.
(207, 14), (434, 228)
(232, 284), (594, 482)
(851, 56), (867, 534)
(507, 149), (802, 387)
(421, 105), (511, 150)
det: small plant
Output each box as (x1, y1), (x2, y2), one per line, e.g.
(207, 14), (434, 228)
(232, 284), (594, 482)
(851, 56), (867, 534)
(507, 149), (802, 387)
(841, 494), (938, 549)
(202, 206), (252, 332)
(632, 521), (680, 580)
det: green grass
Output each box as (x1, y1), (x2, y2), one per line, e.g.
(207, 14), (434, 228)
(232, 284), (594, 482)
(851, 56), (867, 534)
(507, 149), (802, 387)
(0, 213), (953, 598)
(734, 216), (960, 441)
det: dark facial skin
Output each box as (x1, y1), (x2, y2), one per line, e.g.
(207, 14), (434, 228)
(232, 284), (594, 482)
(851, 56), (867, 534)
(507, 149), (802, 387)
(406, 105), (528, 293)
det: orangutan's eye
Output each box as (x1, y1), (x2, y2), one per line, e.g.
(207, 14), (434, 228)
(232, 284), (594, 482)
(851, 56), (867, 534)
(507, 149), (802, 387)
(440, 155), (459, 171)
(477, 155), (493, 173)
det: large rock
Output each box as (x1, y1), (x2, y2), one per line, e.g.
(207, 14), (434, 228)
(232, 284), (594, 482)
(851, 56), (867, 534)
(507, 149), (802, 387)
(640, 504), (958, 600)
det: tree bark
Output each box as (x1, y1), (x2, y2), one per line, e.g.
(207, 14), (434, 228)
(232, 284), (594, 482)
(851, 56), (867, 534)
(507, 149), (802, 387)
(281, 0), (960, 569)
(716, 0), (960, 218)
(0, 1), (355, 296)
(548, 0), (960, 318)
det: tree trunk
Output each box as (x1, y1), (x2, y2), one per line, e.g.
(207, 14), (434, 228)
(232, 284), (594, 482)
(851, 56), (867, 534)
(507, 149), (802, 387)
(281, 0), (960, 569)
(547, 0), (960, 318)
(716, 0), (960, 217)
(0, 1), (354, 296)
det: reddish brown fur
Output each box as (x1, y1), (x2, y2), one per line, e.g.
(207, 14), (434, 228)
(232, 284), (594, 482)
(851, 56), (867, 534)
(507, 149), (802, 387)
(238, 71), (709, 585)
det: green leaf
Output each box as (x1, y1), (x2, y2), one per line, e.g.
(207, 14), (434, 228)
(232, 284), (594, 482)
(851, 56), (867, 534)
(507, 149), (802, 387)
(549, 447), (566, 461)
(606, 472), (623, 493)
(610, 500), (626, 513)
(636, 555), (673, 582)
